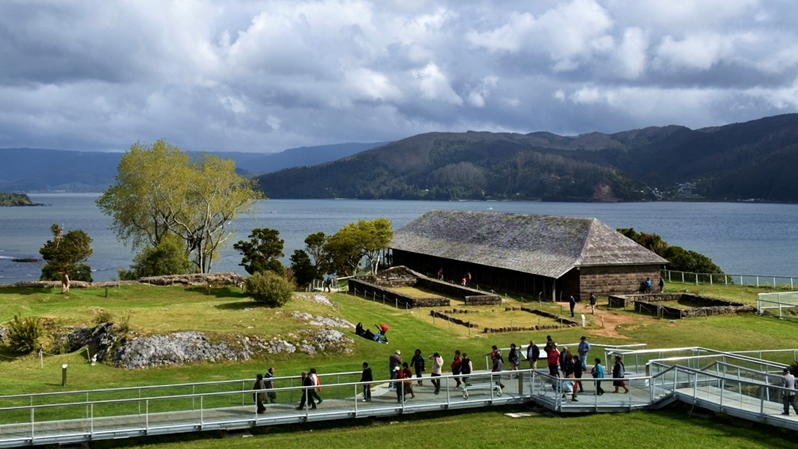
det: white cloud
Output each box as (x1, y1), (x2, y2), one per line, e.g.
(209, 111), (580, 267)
(412, 63), (463, 105)
(0, 0), (796, 152)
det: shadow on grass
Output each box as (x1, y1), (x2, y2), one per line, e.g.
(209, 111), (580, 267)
(214, 301), (260, 311)
(185, 286), (248, 300)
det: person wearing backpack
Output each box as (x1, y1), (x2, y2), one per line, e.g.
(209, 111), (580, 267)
(451, 350), (463, 389)
(612, 355), (629, 394)
(411, 349), (426, 386)
(460, 353), (473, 387)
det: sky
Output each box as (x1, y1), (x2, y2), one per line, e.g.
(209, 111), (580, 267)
(1, 0), (797, 153)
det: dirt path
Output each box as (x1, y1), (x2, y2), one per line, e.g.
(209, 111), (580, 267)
(556, 302), (640, 340)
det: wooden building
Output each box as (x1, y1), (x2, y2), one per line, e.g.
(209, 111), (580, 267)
(390, 210), (667, 300)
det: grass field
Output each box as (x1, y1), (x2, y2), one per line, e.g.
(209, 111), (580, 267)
(1, 281), (798, 447)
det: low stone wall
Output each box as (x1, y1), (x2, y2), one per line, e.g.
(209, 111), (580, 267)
(1, 273), (245, 289)
(348, 278), (450, 308)
(464, 295), (502, 306)
(429, 310), (479, 328)
(415, 277), (501, 303)
(611, 293), (756, 318)
(430, 306), (579, 333)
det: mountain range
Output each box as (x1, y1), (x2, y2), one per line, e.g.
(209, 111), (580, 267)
(0, 142), (388, 193)
(255, 113), (798, 202)
(3, 113), (798, 202)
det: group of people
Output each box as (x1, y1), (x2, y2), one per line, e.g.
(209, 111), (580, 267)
(542, 335), (628, 402)
(568, 293), (599, 317)
(253, 335), (637, 412)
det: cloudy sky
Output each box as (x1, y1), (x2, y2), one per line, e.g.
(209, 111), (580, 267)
(1, 0), (797, 153)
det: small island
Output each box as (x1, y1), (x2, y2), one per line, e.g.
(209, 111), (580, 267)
(0, 192), (45, 206)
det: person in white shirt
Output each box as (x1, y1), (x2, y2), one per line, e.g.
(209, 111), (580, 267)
(781, 367), (798, 416)
(428, 352), (444, 394)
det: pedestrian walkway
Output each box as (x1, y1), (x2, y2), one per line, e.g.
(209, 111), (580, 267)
(1, 345), (796, 448)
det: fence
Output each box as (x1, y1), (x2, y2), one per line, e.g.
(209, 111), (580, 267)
(662, 270), (798, 289)
(757, 291), (798, 320)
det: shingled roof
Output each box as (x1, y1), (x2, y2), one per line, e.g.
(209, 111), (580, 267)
(391, 210), (668, 279)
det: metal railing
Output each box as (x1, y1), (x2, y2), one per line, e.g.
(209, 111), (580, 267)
(662, 269), (798, 290)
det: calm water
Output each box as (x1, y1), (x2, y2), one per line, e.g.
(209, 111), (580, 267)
(1, 194), (797, 283)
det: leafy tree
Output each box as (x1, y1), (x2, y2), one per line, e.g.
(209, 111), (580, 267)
(123, 233), (192, 279)
(289, 249), (318, 289)
(244, 271), (294, 307)
(663, 246), (724, 274)
(619, 227), (724, 274)
(39, 224), (93, 293)
(304, 231), (329, 273)
(233, 228), (285, 275)
(323, 218), (394, 276)
(96, 140), (261, 273)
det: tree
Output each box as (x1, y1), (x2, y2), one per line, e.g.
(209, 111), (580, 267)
(618, 227), (724, 275)
(122, 233), (192, 279)
(244, 271), (294, 307)
(323, 218), (394, 276)
(96, 140), (261, 273)
(39, 224), (93, 293)
(289, 249), (318, 289)
(304, 231), (329, 273)
(233, 228), (285, 275)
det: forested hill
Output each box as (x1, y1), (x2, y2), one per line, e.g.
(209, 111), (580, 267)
(255, 113), (798, 202)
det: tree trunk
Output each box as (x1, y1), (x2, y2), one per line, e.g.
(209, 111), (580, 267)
(61, 273), (70, 294)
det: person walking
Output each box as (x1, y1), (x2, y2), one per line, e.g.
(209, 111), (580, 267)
(389, 350), (402, 388)
(297, 371), (316, 410)
(547, 344), (561, 378)
(309, 368), (323, 405)
(612, 355), (629, 394)
(645, 277), (653, 293)
(508, 343), (520, 378)
(569, 295), (577, 317)
(460, 352), (473, 387)
(782, 367), (798, 415)
(659, 276), (665, 293)
(574, 355), (584, 394)
(563, 351), (577, 401)
(264, 366), (277, 404)
(592, 358), (605, 395)
(360, 362), (373, 402)
(253, 374), (266, 414)
(589, 293), (597, 314)
(429, 352), (444, 394)
(486, 345), (505, 389)
(559, 346), (569, 377)
(402, 362), (415, 399)
(394, 366), (405, 403)
(411, 349), (426, 386)
(451, 350), (463, 389)
(527, 340), (540, 370)
(578, 336), (591, 372)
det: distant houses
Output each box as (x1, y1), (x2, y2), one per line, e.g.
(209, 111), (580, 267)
(390, 210), (667, 300)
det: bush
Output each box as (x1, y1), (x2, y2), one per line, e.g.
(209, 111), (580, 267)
(91, 308), (114, 326)
(7, 314), (44, 354)
(126, 234), (192, 279)
(41, 262), (94, 283)
(244, 271), (294, 307)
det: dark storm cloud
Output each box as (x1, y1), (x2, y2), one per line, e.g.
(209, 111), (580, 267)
(0, 0), (796, 153)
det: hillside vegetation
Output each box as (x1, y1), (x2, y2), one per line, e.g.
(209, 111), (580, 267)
(256, 113), (798, 202)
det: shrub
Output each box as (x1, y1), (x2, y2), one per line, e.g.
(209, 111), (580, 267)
(244, 271), (294, 307)
(7, 314), (44, 354)
(91, 308), (114, 325)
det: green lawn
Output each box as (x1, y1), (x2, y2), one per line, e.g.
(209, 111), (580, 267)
(2, 283), (798, 447)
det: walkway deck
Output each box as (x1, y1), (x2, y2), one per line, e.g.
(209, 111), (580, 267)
(1, 347), (796, 447)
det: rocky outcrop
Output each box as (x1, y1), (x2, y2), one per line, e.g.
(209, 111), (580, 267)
(138, 272), (245, 286)
(113, 328), (354, 369)
(56, 323), (119, 361)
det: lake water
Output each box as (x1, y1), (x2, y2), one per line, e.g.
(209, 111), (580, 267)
(1, 194), (797, 283)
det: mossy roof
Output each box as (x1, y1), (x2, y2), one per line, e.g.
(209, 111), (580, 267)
(391, 210), (668, 279)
